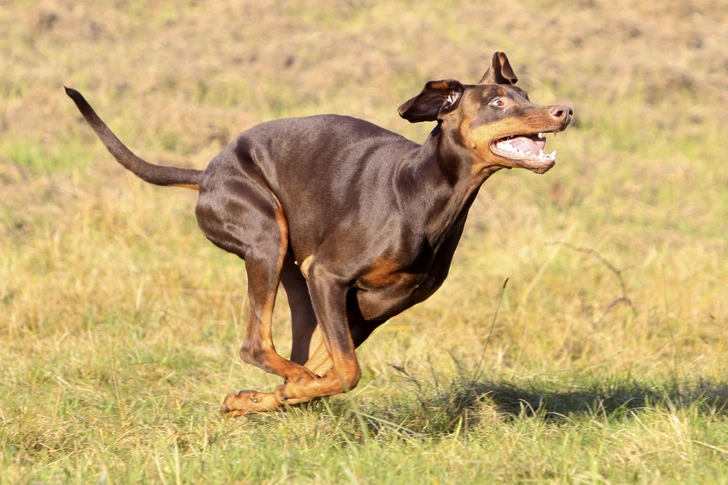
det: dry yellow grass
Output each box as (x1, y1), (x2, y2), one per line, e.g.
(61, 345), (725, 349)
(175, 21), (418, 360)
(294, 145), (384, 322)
(2, 0), (728, 483)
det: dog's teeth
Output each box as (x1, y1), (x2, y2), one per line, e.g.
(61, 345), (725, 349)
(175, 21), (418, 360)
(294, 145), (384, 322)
(538, 133), (544, 139)
(539, 149), (545, 158)
(550, 150), (556, 158)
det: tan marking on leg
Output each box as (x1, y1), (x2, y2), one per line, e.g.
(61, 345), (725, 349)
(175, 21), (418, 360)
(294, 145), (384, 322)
(280, 355), (361, 404)
(304, 338), (333, 377)
(238, 200), (316, 382)
(300, 255), (313, 279)
(223, 256), (361, 416)
(264, 205), (315, 380)
(255, 203), (288, 348)
(221, 389), (283, 417)
(308, 325), (324, 363)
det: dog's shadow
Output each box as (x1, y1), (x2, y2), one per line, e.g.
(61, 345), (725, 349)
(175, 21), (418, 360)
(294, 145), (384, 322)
(449, 377), (728, 417)
(348, 371), (728, 435)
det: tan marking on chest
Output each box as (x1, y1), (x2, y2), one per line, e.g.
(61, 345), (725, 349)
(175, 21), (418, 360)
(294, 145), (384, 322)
(360, 257), (408, 287)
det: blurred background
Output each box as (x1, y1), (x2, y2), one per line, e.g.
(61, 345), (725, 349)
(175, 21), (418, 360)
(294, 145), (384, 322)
(3, 0), (728, 385)
(3, 0), (726, 366)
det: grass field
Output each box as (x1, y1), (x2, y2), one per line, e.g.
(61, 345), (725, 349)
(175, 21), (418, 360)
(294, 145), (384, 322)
(2, 0), (728, 483)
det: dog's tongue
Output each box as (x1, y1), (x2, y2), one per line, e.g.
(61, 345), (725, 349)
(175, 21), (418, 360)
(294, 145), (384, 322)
(503, 136), (546, 154)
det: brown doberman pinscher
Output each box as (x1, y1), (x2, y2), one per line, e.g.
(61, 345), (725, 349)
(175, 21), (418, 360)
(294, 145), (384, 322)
(66, 52), (571, 416)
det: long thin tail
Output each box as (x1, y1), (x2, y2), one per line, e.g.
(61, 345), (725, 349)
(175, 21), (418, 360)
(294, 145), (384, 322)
(65, 87), (203, 190)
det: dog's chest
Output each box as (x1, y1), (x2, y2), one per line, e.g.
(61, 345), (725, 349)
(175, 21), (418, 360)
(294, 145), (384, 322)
(355, 238), (458, 321)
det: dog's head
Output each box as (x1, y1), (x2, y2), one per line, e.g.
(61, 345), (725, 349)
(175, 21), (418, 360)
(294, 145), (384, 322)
(398, 52), (572, 174)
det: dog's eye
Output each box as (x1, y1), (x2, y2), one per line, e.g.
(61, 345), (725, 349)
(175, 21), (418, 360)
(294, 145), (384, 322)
(489, 98), (505, 108)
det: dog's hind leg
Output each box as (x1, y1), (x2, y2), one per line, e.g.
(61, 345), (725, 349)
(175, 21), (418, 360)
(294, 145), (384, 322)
(196, 175), (316, 385)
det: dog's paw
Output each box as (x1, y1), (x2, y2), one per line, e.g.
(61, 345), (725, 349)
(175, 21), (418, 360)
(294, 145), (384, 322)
(220, 389), (282, 417)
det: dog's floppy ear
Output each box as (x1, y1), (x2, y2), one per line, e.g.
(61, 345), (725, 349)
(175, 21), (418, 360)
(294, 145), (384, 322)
(398, 79), (464, 123)
(479, 51), (518, 85)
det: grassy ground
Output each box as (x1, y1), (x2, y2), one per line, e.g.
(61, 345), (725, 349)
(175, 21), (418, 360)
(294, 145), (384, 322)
(2, 0), (728, 483)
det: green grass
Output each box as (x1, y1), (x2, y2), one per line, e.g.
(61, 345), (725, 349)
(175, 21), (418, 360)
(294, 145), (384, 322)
(2, 0), (728, 483)
(0, 138), (93, 174)
(3, 346), (728, 484)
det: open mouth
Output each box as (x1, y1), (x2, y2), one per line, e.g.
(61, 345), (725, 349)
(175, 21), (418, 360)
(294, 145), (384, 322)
(490, 133), (556, 168)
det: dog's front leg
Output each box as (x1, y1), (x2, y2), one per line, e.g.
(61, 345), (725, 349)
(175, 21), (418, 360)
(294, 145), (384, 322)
(220, 262), (360, 416)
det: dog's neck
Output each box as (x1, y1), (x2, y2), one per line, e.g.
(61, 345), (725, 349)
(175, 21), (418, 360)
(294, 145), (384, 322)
(397, 124), (502, 248)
